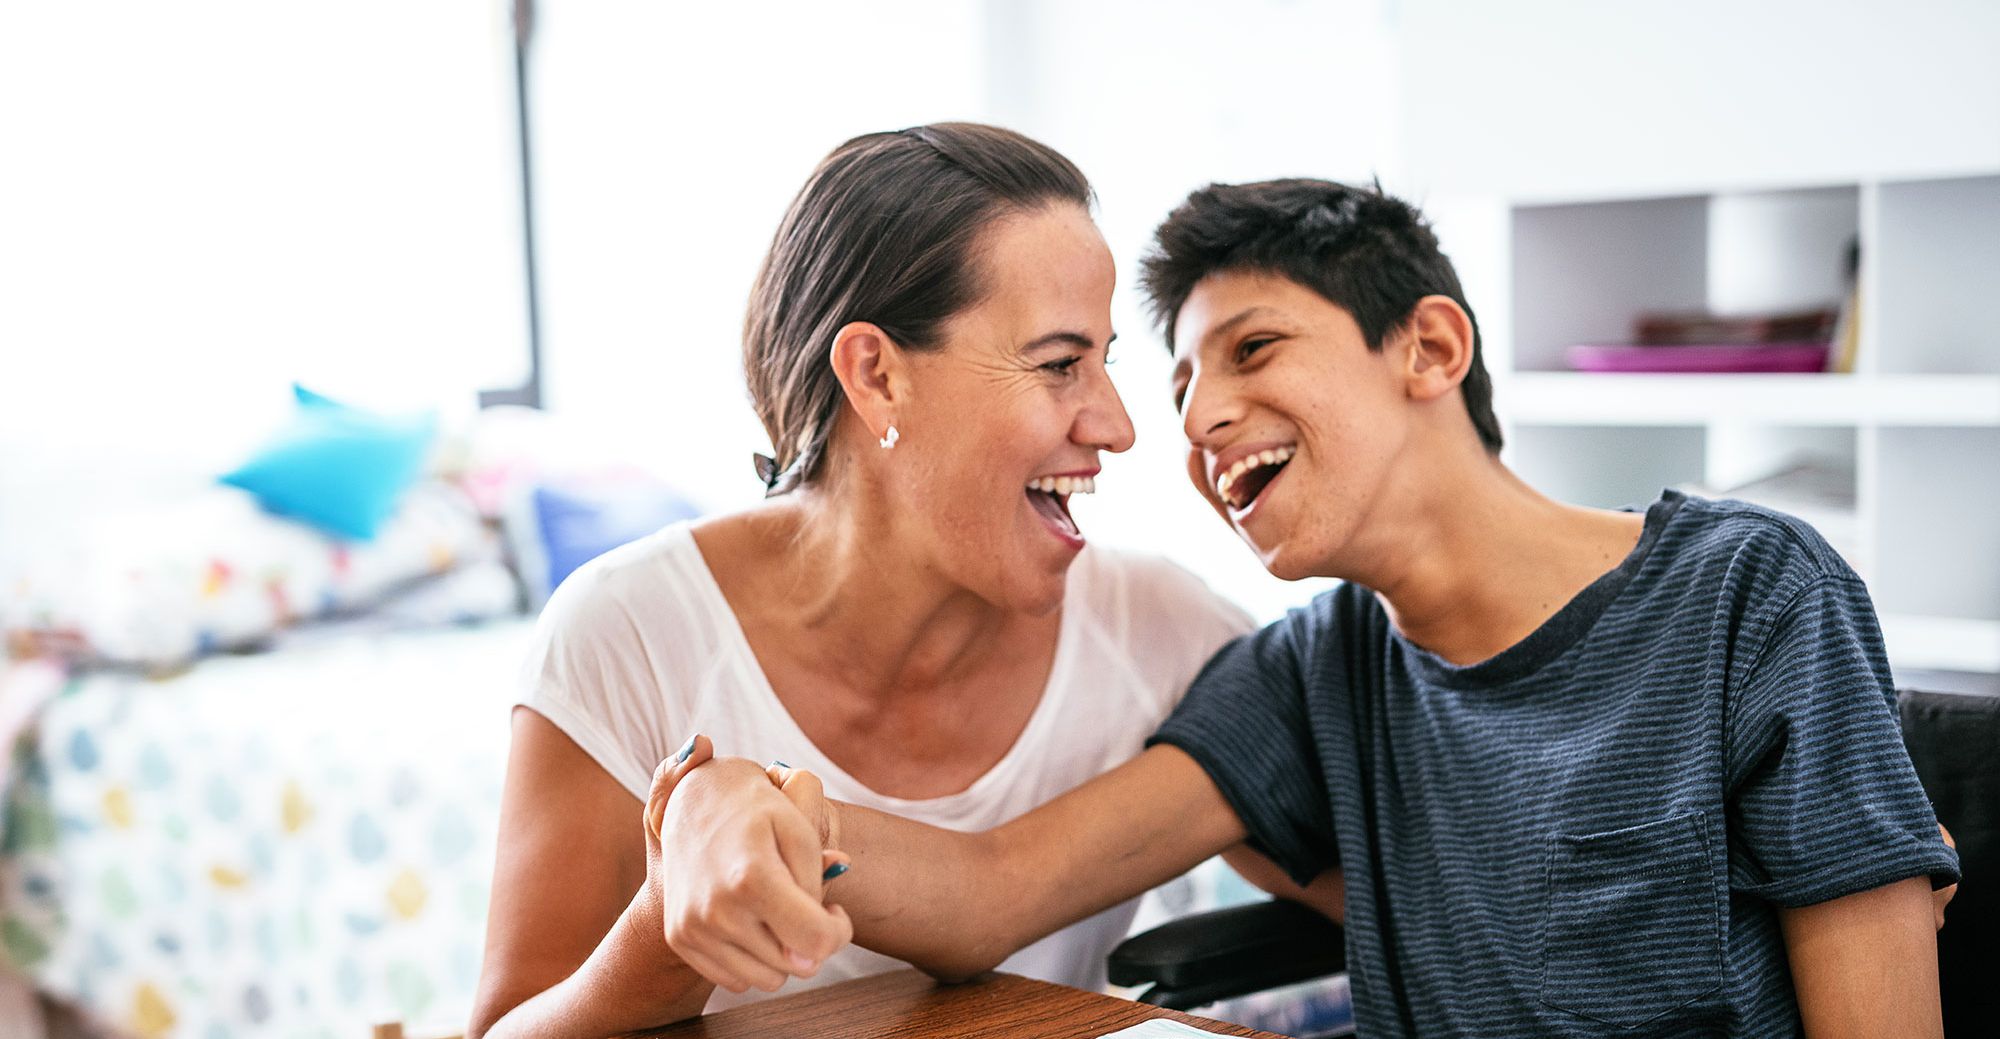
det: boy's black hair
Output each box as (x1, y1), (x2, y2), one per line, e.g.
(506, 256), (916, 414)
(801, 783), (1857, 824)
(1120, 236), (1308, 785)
(1140, 178), (1503, 454)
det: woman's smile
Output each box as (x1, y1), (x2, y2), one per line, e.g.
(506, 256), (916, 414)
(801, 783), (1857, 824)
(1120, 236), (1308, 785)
(1023, 469), (1098, 550)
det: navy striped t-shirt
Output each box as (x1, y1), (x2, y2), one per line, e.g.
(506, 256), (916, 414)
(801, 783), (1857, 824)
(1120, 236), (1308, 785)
(1152, 490), (1960, 1038)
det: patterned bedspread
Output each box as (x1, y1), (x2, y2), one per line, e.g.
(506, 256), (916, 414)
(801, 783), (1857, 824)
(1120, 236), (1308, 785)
(1, 618), (534, 1039)
(0, 611), (1354, 1039)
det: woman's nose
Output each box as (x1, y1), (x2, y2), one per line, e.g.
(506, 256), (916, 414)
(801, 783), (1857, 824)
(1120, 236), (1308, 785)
(1080, 368), (1137, 454)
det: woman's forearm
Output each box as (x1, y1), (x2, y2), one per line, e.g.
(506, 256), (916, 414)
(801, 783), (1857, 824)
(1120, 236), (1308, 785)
(473, 891), (714, 1039)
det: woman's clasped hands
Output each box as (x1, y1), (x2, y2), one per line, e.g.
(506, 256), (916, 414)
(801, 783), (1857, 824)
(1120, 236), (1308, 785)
(642, 734), (853, 994)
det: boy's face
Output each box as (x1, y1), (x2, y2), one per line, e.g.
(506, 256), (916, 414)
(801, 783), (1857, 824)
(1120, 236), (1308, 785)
(1169, 270), (1411, 580)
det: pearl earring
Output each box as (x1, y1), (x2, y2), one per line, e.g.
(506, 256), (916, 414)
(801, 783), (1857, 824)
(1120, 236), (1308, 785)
(879, 424), (900, 450)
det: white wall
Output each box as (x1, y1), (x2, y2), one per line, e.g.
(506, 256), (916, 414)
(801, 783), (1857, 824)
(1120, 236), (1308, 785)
(531, 0), (988, 506)
(0, 1), (523, 555)
(1399, 0), (2000, 200)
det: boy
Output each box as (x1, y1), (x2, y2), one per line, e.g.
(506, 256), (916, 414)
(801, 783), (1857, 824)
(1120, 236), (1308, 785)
(652, 179), (1959, 1037)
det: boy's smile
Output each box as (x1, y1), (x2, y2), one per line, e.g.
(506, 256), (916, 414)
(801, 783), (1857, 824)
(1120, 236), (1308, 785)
(1209, 441), (1295, 512)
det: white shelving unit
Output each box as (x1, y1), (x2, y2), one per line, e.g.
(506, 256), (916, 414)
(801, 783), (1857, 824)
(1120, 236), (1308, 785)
(1493, 174), (2000, 676)
(1506, 373), (2000, 428)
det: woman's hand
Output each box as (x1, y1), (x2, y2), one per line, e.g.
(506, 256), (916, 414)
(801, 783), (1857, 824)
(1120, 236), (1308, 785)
(643, 735), (852, 993)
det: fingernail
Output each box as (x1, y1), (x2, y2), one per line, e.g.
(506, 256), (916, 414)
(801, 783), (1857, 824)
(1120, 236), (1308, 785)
(788, 950), (817, 974)
(821, 862), (849, 882)
(770, 759), (790, 769)
(673, 734), (698, 764)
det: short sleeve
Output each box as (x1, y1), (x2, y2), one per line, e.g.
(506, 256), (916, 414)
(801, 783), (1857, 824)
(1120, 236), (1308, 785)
(1724, 575), (1961, 906)
(1110, 552), (1257, 723)
(516, 563), (686, 801)
(1147, 612), (1337, 886)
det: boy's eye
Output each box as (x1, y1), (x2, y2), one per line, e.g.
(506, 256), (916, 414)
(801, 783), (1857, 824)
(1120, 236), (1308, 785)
(1237, 337), (1276, 362)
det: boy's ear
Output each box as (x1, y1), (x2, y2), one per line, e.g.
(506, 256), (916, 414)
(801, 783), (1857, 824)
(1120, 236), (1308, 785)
(828, 321), (904, 440)
(1402, 295), (1475, 402)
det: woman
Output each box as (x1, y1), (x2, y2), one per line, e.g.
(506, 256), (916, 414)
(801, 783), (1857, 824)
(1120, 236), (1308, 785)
(465, 123), (1259, 1037)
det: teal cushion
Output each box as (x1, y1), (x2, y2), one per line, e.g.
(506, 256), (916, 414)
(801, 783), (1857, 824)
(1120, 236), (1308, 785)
(219, 385), (436, 540)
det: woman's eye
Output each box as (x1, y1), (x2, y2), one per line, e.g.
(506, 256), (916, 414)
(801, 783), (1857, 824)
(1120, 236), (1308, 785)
(1042, 356), (1083, 375)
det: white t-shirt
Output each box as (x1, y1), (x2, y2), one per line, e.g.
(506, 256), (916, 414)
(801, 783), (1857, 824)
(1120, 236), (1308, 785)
(518, 522), (1252, 1011)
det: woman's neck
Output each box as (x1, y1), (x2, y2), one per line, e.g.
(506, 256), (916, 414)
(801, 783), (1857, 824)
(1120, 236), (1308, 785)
(698, 486), (1020, 701)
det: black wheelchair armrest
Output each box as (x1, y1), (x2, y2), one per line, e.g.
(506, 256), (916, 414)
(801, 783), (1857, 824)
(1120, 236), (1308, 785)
(1899, 686), (2000, 1036)
(1107, 898), (1346, 1010)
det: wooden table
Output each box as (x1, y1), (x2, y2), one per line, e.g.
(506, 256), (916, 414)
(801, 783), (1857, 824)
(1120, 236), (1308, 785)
(629, 969), (1292, 1039)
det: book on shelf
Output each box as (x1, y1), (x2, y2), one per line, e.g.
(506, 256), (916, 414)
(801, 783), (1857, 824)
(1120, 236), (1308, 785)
(1827, 238), (1862, 374)
(1634, 307), (1837, 346)
(1566, 235), (1866, 376)
(1567, 304), (1839, 374)
(1566, 341), (1830, 373)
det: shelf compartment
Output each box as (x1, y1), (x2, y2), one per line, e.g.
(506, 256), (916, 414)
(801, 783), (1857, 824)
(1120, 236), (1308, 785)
(1873, 174), (2000, 375)
(1873, 427), (2000, 625)
(1511, 186), (1858, 373)
(1510, 195), (1707, 372)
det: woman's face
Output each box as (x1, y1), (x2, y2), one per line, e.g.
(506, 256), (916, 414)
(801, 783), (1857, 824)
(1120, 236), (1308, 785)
(892, 203), (1132, 615)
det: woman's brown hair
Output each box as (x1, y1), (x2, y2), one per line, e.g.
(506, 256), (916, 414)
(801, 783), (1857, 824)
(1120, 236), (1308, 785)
(744, 123), (1093, 495)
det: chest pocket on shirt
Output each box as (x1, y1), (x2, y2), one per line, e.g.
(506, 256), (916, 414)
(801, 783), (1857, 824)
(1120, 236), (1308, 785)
(1538, 811), (1723, 1030)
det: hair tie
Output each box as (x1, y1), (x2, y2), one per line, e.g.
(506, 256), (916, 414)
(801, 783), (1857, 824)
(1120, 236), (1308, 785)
(753, 452), (781, 490)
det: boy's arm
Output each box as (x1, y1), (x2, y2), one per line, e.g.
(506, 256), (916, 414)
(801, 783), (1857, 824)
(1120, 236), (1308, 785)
(655, 742), (1249, 985)
(1221, 848), (1346, 922)
(1778, 875), (1943, 1039)
(1720, 573), (1959, 1031)
(839, 744), (1251, 975)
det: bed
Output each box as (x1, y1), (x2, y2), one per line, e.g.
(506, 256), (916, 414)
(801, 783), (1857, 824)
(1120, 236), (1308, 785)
(0, 391), (714, 1039)
(1, 616), (530, 1039)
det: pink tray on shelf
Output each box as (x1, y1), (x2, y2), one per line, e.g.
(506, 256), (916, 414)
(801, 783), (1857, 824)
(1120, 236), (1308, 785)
(1565, 341), (1831, 373)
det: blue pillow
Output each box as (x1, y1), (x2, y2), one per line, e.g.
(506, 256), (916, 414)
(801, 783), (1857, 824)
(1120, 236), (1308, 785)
(220, 385), (436, 540)
(513, 476), (699, 605)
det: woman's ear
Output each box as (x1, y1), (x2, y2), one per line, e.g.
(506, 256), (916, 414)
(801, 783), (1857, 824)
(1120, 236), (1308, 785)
(1402, 295), (1476, 402)
(828, 321), (903, 439)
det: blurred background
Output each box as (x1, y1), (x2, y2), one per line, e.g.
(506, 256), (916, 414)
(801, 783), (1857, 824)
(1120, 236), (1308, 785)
(2, 1), (1996, 1036)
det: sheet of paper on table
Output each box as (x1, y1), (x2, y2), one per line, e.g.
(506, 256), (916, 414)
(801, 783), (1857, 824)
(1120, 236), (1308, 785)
(1093, 1021), (1232, 1038)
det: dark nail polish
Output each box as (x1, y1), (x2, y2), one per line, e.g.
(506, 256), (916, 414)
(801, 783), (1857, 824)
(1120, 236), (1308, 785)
(821, 862), (850, 882)
(673, 734), (698, 764)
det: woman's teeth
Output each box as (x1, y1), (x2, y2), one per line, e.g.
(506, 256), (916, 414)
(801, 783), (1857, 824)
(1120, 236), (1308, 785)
(1025, 475), (1096, 495)
(1215, 445), (1296, 506)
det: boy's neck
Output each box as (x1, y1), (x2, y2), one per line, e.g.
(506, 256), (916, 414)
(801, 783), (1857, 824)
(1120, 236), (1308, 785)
(1354, 449), (1649, 668)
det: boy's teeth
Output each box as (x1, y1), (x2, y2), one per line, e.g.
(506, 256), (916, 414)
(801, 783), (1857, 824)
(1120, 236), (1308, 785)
(1213, 445), (1295, 503)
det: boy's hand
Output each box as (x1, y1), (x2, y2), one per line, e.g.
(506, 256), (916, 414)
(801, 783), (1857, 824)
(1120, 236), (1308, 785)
(642, 737), (852, 993)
